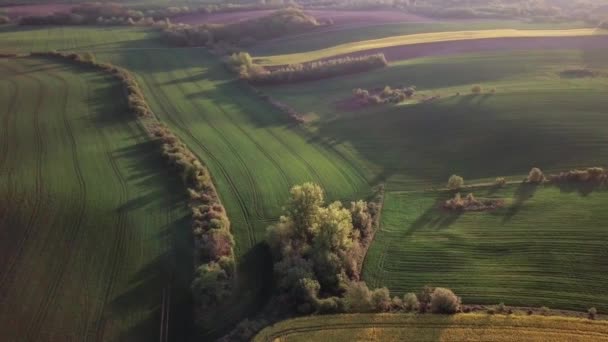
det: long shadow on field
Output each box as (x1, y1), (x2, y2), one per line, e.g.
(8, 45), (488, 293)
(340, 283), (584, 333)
(112, 214), (194, 342)
(502, 182), (538, 222)
(553, 181), (608, 197)
(407, 192), (463, 236)
(194, 243), (274, 341)
(317, 97), (607, 188)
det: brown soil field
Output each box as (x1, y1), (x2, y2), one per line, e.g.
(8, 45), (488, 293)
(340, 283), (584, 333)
(1, 3), (74, 19)
(173, 9), (430, 26)
(329, 35), (608, 63)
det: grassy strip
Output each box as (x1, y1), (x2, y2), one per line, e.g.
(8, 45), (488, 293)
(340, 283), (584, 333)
(255, 28), (608, 65)
(28, 50), (236, 313)
(253, 313), (608, 341)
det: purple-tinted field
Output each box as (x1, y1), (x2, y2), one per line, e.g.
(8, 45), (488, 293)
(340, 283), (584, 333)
(173, 9), (430, 26)
(1, 4), (74, 19)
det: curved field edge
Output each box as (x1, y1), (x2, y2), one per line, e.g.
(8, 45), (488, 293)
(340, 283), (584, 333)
(253, 313), (608, 341)
(0, 56), (191, 341)
(255, 28), (608, 65)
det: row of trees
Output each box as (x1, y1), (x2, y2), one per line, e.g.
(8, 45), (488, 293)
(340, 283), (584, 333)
(229, 52), (388, 85)
(32, 51), (236, 323)
(353, 85), (416, 105)
(163, 7), (321, 47)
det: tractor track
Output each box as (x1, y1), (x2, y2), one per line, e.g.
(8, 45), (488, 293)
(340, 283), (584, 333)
(0, 61), (47, 303)
(26, 67), (89, 342)
(133, 52), (256, 246)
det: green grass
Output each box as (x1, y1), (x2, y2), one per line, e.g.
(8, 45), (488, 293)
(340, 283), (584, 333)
(265, 49), (608, 190)
(0, 57), (191, 341)
(364, 185), (608, 311)
(0, 25), (163, 52)
(251, 20), (591, 57)
(0, 26), (372, 338)
(254, 313), (608, 341)
(254, 28), (606, 65)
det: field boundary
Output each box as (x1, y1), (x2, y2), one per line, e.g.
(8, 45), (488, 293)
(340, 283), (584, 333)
(255, 28), (608, 65)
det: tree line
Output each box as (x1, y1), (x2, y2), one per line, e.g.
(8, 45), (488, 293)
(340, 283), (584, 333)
(29, 51), (237, 326)
(228, 52), (388, 85)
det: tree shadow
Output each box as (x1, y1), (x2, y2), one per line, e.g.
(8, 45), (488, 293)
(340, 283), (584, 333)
(407, 192), (463, 236)
(502, 182), (539, 222)
(194, 242), (274, 341)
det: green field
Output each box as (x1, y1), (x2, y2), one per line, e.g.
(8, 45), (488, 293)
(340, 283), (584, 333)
(251, 20), (591, 58)
(0, 57), (191, 341)
(266, 49), (608, 190)
(254, 314), (608, 341)
(254, 28), (606, 65)
(364, 185), (608, 311)
(3, 21), (608, 338)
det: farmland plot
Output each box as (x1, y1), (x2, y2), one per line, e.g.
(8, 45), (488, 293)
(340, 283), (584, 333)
(0, 57), (191, 342)
(254, 314), (608, 341)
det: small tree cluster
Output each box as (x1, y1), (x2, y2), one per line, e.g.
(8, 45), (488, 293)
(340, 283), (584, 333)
(494, 177), (507, 187)
(266, 183), (379, 313)
(471, 85), (483, 94)
(447, 174), (464, 189)
(352, 84), (416, 105)
(527, 167), (545, 183)
(242, 54), (388, 85)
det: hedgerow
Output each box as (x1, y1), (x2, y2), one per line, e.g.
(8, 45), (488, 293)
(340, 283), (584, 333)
(29, 51), (235, 324)
(230, 53), (388, 85)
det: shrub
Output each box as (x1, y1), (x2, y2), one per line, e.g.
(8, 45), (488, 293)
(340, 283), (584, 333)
(588, 307), (597, 320)
(494, 177), (506, 187)
(527, 167), (545, 183)
(403, 293), (420, 312)
(370, 287), (392, 312)
(344, 282), (373, 312)
(430, 287), (461, 314)
(497, 302), (506, 313)
(447, 175), (464, 189)
(540, 306), (550, 316)
(0, 15), (9, 25)
(471, 85), (482, 94)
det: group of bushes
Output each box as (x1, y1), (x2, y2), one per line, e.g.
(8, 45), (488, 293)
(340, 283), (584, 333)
(547, 167), (607, 184)
(163, 7), (322, 47)
(30, 51), (235, 320)
(352, 84), (416, 105)
(229, 52), (388, 85)
(443, 192), (504, 211)
(0, 15), (9, 25)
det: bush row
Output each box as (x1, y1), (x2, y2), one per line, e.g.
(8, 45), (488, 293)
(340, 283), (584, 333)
(239, 53), (388, 85)
(353, 84), (415, 105)
(29, 51), (235, 312)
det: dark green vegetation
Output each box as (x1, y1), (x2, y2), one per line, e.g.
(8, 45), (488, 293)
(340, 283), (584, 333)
(364, 185), (608, 312)
(0, 56), (191, 341)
